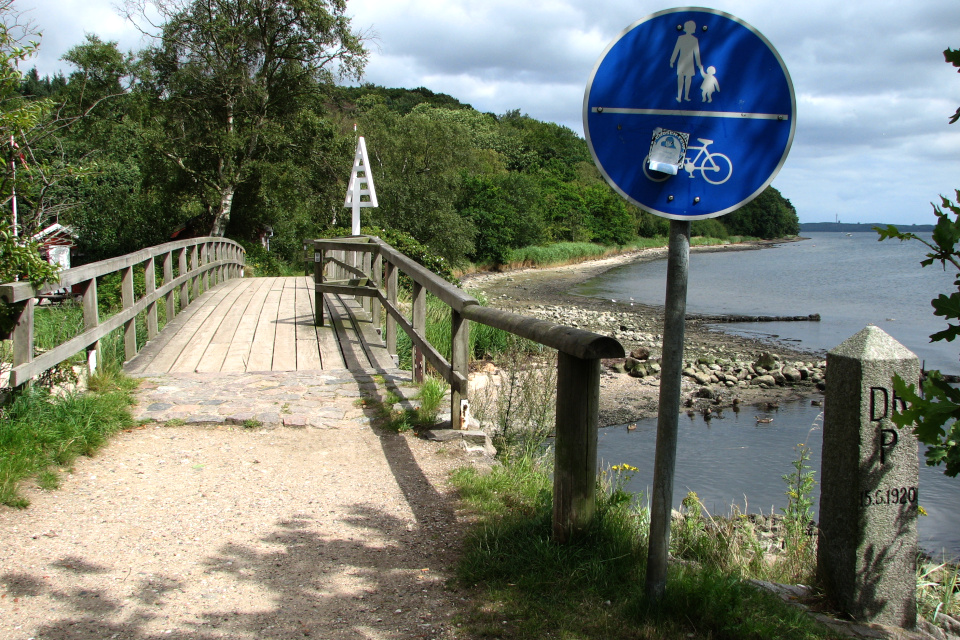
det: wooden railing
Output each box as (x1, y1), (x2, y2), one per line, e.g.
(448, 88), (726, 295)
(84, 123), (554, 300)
(0, 237), (245, 387)
(306, 235), (625, 541)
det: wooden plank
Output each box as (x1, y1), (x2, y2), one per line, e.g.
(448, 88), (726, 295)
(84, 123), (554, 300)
(271, 279), (298, 371)
(338, 296), (397, 372)
(245, 280), (283, 371)
(194, 278), (257, 372)
(325, 294), (366, 371)
(168, 279), (249, 372)
(307, 288), (345, 369)
(220, 278), (273, 372)
(294, 277), (323, 370)
(137, 281), (238, 374)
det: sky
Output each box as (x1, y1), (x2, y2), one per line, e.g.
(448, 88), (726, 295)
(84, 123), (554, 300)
(15, 0), (960, 226)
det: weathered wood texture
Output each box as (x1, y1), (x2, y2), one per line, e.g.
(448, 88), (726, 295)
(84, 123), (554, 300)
(124, 277), (389, 374)
(306, 235), (626, 543)
(1, 237), (245, 387)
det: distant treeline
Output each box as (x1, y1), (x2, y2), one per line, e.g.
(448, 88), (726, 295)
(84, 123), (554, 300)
(800, 222), (935, 233)
(8, 7), (801, 271)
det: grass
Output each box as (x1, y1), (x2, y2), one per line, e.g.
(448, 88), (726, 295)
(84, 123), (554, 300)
(361, 375), (450, 433)
(0, 367), (138, 507)
(918, 556), (960, 621)
(451, 348), (839, 639)
(464, 235), (764, 272)
(451, 457), (839, 639)
(393, 291), (541, 370)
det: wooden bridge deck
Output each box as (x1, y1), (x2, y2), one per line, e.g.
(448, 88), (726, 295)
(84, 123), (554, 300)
(125, 277), (396, 375)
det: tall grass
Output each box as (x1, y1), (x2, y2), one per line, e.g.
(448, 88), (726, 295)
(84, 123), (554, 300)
(0, 371), (137, 507)
(481, 234), (760, 272)
(452, 458), (837, 639)
(393, 292), (538, 370)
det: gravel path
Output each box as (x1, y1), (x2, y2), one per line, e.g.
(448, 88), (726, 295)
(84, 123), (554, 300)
(0, 370), (479, 640)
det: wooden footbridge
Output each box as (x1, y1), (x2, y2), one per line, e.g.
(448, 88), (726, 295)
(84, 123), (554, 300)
(0, 235), (624, 541)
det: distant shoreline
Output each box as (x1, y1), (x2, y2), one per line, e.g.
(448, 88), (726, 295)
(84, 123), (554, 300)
(799, 222), (934, 233)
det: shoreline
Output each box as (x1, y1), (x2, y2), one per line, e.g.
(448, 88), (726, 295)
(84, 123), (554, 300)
(461, 238), (826, 427)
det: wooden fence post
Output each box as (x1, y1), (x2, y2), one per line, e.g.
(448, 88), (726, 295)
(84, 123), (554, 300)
(145, 256), (158, 339)
(121, 265), (137, 361)
(164, 251), (175, 322)
(178, 248), (190, 309)
(372, 249), (382, 332)
(451, 309), (469, 428)
(314, 242), (325, 327)
(412, 280), (425, 383)
(10, 298), (34, 388)
(190, 245), (200, 299)
(552, 352), (600, 543)
(201, 243), (210, 291)
(362, 250), (372, 314)
(79, 278), (100, 375)
(386, 261), (397, 361)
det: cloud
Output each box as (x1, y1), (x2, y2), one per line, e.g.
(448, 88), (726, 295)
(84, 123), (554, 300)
(13, 0), (960, 225)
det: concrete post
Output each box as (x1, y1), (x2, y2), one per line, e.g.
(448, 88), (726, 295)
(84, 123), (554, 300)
(818, 325), (919, 628)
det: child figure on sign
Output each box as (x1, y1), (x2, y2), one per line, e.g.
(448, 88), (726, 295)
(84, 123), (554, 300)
(700, 65), (719, 102)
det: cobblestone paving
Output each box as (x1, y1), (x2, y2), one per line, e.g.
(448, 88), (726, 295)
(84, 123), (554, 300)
(130, 369), (418, 429)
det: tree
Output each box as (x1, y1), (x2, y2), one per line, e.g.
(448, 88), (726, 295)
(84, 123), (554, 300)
(131, 0), (367, 237)
(874, 46), (960, 477)
(357, 104), (478, 264)
(0, 1), (61, 331)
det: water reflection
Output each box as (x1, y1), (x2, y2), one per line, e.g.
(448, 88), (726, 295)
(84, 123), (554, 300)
(597, 400), (959, 559)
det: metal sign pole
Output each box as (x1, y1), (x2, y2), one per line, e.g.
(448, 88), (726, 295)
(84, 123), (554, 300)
(645, 219), (691, 601)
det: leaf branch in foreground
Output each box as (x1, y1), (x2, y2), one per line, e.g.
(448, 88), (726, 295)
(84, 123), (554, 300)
(891, 373), (960, 477)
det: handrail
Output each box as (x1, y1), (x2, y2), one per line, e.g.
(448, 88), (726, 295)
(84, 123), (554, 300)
(306, 235), (625, 543)
(1, 237), (245, 387)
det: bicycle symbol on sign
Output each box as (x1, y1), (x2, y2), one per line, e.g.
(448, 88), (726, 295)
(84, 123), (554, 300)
(642, 137), (733, 185)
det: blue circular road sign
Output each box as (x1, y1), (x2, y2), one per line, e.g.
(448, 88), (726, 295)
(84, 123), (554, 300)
(584, 8), (796, 220)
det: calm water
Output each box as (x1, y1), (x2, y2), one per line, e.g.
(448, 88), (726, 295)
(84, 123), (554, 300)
(576, 232), (959, 558)
(573, 232), (959, 373)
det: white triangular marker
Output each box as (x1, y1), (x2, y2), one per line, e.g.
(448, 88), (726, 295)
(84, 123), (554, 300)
(344, 136), (378, 236)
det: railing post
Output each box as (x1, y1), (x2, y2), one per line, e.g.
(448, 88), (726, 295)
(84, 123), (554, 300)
(361, 250), (372, 314)
(201, 243), (210, 291)
(304, 241), (311, 277)
(314, 242), (325, 327)
(178, 248), (190, 309)
(411, 280), (425, 383)
(371, 249), (382, 332)
(451, 309), (469, 428)
(79, 277), (100, 376)
(10, 298), (34, 388)
(190, 244), (200, 299)
(386, 261), (397, 359)
(164, 251), (175, 322)
(552, 352), (600, 543)
(145, 256), (158, 340)
(121, 265), (137, 362)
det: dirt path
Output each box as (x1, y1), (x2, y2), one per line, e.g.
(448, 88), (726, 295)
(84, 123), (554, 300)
(0, 372), (478, 640)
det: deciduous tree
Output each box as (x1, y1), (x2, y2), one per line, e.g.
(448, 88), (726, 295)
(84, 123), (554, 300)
(129, 0), (367, 236)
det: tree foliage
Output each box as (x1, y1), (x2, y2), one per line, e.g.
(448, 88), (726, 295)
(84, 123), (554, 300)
(873, 47), (960, 477)
(877, 193), (960, 476)
(131, 0), (367, 236)
(10, 0), (801, 275)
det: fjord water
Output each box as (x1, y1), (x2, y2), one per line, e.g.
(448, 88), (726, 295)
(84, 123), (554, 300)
(574, 231), (958, 374)
(578, 232), (959, 557)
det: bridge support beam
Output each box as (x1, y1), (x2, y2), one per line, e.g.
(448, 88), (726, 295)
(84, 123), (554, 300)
(552, 352), (600, 543)
(450, 309), (469, 428)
